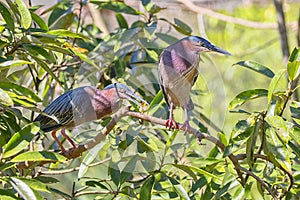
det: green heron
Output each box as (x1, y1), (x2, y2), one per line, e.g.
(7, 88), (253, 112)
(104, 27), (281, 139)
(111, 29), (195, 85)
(158, 36), (231, 132)
(34, 83), (148, 152)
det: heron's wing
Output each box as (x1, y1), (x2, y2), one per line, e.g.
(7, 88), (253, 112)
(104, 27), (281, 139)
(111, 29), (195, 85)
(34, 87), (94, 132)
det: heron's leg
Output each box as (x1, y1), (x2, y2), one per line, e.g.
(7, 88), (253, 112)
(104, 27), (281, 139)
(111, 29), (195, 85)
(165, 102), (179, 129)
(61, 128), (77, 149)
(51, 130), (66, 152)
(180, 107), (192, 134)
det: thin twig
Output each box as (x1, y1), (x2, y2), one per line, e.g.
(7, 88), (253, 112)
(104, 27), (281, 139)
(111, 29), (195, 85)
(239, 166), (278, 200)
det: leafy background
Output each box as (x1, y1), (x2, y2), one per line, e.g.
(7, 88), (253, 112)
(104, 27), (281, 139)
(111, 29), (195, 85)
(0, 0), (300, 199)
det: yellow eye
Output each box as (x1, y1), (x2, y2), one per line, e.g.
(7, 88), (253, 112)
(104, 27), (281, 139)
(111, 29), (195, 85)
(120, 88), (126, 93)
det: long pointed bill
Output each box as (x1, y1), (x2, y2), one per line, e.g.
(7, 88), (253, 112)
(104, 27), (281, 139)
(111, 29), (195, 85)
(209, 44), (232, 56)
(125, 92), (149, 112)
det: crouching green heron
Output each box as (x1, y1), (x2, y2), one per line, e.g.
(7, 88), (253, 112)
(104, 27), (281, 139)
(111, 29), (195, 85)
(34, 83), (148, 152)
(158, 36), (231, 132)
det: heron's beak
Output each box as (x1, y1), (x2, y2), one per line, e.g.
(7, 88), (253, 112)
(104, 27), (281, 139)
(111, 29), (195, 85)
(208, 44), (232, 56)
(125, 92), (149, 112)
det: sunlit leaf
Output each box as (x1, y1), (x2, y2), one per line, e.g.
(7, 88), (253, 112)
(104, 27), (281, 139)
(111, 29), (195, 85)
(233, 61), (275, 78)
(3, 123), (39, 158)
(16, 0), (32, 29)
(16, 178), (51, 193)
(287, 48), (300, 81)
(0, 1), (15, 31)
(30, 11), (48, 31)
(91, 1), (142, 15)
(265, 116), (289, 143)
(0, 88), (13, 106)
(11, 151), (66, 163)
(140, 175), (155, 200)
(167, 176), (190, 200)
(9, 177), (42, 200)
(267, 69), (285, 105)
(41, 29), (90, 41)
(0, 60), (33, 69)
(228, 89), (268, 110)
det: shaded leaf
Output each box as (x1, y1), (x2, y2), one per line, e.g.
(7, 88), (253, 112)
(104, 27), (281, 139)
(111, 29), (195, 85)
(265, 127), (292, 174)
(16, 0), (32, 29)
(265, 116), (289, 144)
(188, 165), (221, 180)
(108, 161), (120, 186)
(115, 13), (128, 29)
(233, 61), (274, 78)
(228, 89), (268, 110)
(0, 189), (18, 200)
(41, 29), (90, 41)
(78, 142), (107, 178)
(120, 155), (138, 184)
(11, 151), (67, 163)
(0, 2), (15, 31)
(140, 175), (155, 200)
(23, 44), (56, 63)
(172, 164), (197, 181)
(3, 123), (39, 158)
(50, 12), (75, 29)
(174, 18), (192, 35)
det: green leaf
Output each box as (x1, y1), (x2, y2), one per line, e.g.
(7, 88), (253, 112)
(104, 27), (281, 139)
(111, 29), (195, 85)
(16, 0), (32, 29)
(167, 176), (190, 200)
(291, 100), (300, 120)
(11, 151), (67, 163)
(287, 48), (300, 80)
(3, 123), (39, 158)
(0, 88), (13, 106)
(23, 44), (56, 63)
(142, 0), (152, 11)
(44, 29), (90, 41)
(50, 12), (75, 29)
(0, 60), (33, 69)
(136, 136), (157, 152)
(0, 1), (15, 31)
(166, 129), (178, 149)
(233, 61), (275, 78)
(78, 142), (107, 178)
(108, 161), (120, 186)
(290, 126), (300, 145)
(0, 189), (18, 200)
(265, 116), (289, 144)
(172, 164), (197, 181)
(16, 178), (51, 193)
(267, 69), (285, 105)
(91, 1), (141, 15)
(140, 175), (155, 200)
(115, 13), (128, 29)
(0, 81), (42, 104)
(174, 18), (192, 35)
(0, 162), (15, 172)
(30, 11), (48, 31)
(228, 89), (268, 110)
(289, 47), (300, 62)
(9, 177), (42, 200)
(120, 155), (138, 184)
(188, 165), (221, 180)
(265, 127), (292, 174)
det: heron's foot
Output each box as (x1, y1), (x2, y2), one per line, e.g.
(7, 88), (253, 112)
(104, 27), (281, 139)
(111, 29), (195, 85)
(165, 119), (179, 130)
(180, 121), (192, 134)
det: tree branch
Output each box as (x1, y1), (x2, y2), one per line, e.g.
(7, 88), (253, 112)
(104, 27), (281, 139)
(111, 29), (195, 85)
(177, 0), (296, 29)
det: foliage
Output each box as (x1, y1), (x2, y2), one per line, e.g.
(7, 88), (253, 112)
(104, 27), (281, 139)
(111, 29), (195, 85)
(0, 0), (299, 199)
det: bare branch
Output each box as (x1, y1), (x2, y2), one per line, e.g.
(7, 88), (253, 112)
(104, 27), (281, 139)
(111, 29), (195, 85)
(177, 0), (296, 29)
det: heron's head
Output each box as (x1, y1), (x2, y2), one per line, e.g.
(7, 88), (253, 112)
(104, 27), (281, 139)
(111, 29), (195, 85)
(187, 36), (232, 56)
(104, 83), (148, 111)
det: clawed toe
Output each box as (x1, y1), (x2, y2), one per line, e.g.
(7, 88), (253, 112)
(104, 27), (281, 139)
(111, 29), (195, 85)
(165, 119), (179, 130)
